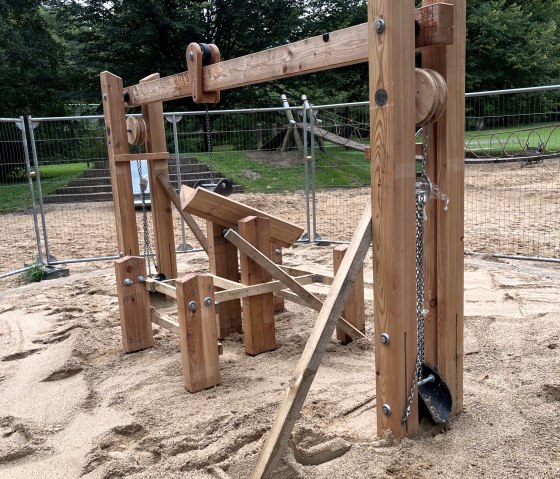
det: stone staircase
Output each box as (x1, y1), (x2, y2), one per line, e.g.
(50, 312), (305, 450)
(43, 157), (243, 204)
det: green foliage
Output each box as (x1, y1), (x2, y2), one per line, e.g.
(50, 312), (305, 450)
(18, 259), (46, 284)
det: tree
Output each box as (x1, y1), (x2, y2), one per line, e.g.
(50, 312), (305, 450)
(0, 0), (65, 116)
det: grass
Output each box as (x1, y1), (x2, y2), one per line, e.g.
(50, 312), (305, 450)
(17, 259), (46, 284)
(0, 162), (91, 213)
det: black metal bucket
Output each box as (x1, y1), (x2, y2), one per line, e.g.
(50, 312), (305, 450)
(418, 363), (453, 424)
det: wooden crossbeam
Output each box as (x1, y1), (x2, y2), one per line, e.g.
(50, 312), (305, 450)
(124, 3), (454, 107)
(180, 185), (304, 248)
(113, 152), (169, 163)
(223, 228), (367, 341)
(251, 202), (372, 478)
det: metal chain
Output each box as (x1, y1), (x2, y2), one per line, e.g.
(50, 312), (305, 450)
(205, 105), (214, 177)
(402, 125), (430, 423)
(136, 160), (156, 276)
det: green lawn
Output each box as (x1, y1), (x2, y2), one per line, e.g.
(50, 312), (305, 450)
(0, 162), (91, 213)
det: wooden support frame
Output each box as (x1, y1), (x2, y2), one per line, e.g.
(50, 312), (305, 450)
(421, 0), (466, 416)
(176, 273), (220, 392)
(114, 256), (153, 352)
(271, 242), (285, 313)
(333, 244), (365, 344)
(207, 220), (243, 339)
(239, 216), (276, 356)
(123, 3), (454, 107)
(369, 0), (418, 438)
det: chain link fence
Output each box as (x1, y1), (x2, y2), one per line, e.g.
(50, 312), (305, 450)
(1, 87), (559, 285)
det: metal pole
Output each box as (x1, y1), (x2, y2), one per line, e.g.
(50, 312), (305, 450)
(302, 100), (311, 242)
(170, 114), (189, 251)
(18, 117), (43, 266)
(26, 116), (51, 265)
(303, 97), (319, 242)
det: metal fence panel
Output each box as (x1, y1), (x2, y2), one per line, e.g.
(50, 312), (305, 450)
(0, 117), (43, 280)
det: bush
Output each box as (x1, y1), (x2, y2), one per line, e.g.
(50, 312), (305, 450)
(0, 139), (26, 183)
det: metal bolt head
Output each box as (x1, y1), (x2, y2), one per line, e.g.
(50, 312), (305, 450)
(204, 297), (213, 306)
(380, 333), (390, 345)
(188, 301), (197, 311)
(188, 51), (194, 61)
(137, 275), (146, 283)
(381, 404), (392, 416)
(374, 18), (385, 33)
(274, 248), (281, 255)
(375, 89), (388, 107)
(123, 278), (133, 286)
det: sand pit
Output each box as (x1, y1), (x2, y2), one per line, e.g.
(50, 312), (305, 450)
(1, 242), (559, 478)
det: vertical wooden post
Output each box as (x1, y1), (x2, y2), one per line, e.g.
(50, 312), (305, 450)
(333, 245), (365, 344)
(207, 220), (242, 338)
(176, 273), (220, 392)
(421, 0), (466, 415)
(369, 0), (418, 438)
(141, 73), (177, 280)
(271, 242), (285, 313)
(114, 256), (153, 352)
(238, 216), (276, 356)
(100, 72), (139, 256)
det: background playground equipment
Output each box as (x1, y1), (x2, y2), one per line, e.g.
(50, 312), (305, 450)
(100, 1), (464, 477)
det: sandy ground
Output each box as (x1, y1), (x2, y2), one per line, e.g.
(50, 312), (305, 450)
(0, 244), (559, 478)
(0, 158), (558, 478)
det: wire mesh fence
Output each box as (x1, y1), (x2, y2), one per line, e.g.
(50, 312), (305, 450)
(0, 86), (559, 285)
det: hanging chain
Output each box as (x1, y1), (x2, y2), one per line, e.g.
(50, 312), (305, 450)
(137, 160), (156, 276)
(402, 125), (431, 423)
(205, 105), (214, 177)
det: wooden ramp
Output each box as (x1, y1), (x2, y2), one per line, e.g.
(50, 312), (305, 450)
(297, 123), (366, 152)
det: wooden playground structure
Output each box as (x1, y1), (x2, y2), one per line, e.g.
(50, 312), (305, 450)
(100, 1), (465, 477)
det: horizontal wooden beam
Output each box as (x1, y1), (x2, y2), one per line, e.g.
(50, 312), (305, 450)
(213, 274), (315, 302)
(124, 3), (453, 107)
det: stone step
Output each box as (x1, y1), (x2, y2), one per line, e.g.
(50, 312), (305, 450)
(80, 168), (110, 178)
(66, 177), (112, 187)
(43, 192), (114, 204)
(55, 185), (113, 195)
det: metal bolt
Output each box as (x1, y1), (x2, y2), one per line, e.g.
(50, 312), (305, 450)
(274, 249), (281, 255)
(380, 333), (390, 345)
(137, 275), (146, 283)
(188, 301), (197, 311)
(123, 278), (133, 286)
(204, 297), (213, 306)
(375, 89), (388, 107)
(381, 404), (392, 416)
(188, 51), (194, 61)
(374, 18), (385, 33)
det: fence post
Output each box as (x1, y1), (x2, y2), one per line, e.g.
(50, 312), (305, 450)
(302, 101), (311, 242)
(26, 116), (51, 265)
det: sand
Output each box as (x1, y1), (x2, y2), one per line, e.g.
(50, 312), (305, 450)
(0, 158), (559, 478)
(1, 241), (559, 478)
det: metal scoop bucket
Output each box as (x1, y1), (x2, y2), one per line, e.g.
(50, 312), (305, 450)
(418, 363), (453, 424)
(193, 178), (233, 196)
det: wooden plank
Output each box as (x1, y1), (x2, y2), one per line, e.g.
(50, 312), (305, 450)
(156, 173), (208, 252)
(224, 227), (367, 341)
(141, 73), (177, 280)
(180, 185), (304, 248)
(271, 242), (285, 313)
(280, 94), (303, 152)
(176, 273), (220, 392)
(113, 152), (169, 162)
(145, 278), (177, 299)
(114, 256), (153, 352)
(251, 203), (372, 479)
(100, 72), (139, 256)
(298, 124), (366, 152)
(421, 0), (465, 416)
(207, 221), (242, 339)
(238, 216), (276, 356)
(124, 4), (454, 107)
(369, 0), (418, 438)
(214, 275), (315, 302)
(333, 245), (365, 344)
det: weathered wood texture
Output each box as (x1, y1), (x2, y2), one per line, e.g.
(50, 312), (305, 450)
(238, 216), (276, 356)
(124, 4), (454, 107)
(100, 72), (139, 256)
(369, 0), (418, 438)
(271, 242), (285, 313)
(176, 273), (220, 392)
(156, 174), (209, 252)
(207, 221), (243, 339)
(333, 245), (365, 344)
(422, 0), (465, 415)
(114, 256), (153, 352)
(141, 73), (177, 280)
(251, 203), (372, 479)
(186, 43), (221, 104)
(180, 185), (303, 248)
